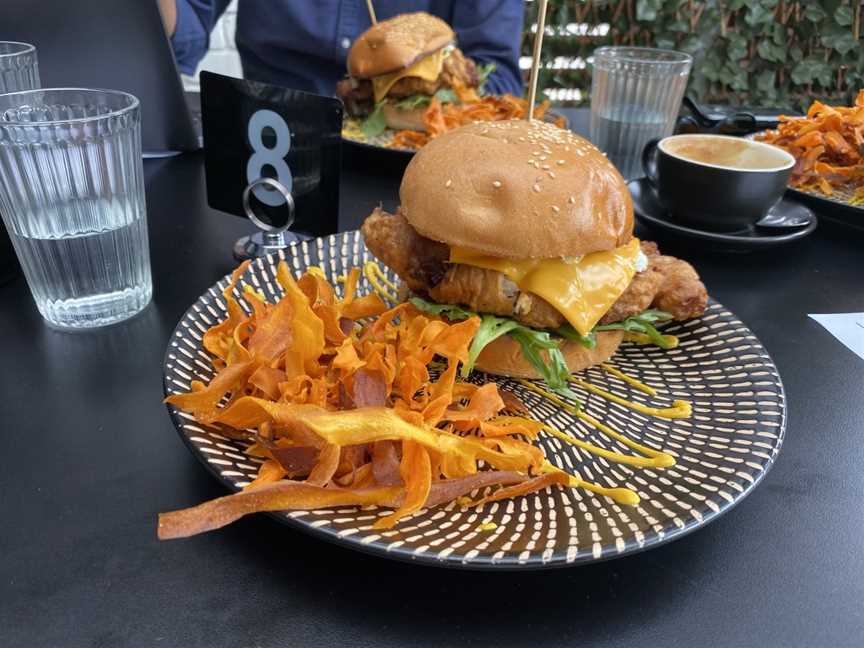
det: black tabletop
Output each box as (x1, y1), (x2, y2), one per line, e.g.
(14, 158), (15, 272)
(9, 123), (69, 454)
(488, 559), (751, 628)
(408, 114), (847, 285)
(2, 110), (863, 648)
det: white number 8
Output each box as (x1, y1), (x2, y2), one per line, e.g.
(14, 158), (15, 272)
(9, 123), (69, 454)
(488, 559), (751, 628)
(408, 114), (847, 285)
(246, 109), (293, 207)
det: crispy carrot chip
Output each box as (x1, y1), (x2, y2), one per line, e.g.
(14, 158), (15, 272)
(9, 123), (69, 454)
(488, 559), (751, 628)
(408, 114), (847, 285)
(160, 260), (576, 540)
(757, 92), (864, 196)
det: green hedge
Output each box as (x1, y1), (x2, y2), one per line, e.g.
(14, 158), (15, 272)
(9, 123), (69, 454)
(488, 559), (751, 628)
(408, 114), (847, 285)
(523, 0), (864, 110)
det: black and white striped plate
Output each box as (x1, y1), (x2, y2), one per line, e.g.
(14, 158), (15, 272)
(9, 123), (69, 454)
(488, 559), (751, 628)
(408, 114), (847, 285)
(162, 230), (786, 569)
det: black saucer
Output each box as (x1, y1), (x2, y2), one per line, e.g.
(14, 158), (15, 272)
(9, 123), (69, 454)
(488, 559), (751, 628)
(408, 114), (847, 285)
(629, 178), (817, 250)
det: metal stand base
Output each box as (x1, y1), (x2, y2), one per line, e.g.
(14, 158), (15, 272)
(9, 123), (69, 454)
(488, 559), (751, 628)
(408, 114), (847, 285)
(233, 230), (310, 261)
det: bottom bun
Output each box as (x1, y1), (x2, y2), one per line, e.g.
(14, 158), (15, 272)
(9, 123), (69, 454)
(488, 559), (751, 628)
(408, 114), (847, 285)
(474, 330), (624, 379)
(383, 103), (427, 132)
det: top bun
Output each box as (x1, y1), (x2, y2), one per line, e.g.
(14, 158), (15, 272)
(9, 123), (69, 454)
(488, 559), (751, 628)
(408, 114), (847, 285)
(399, 119), (633, 259)
(347, 12), (455, 79)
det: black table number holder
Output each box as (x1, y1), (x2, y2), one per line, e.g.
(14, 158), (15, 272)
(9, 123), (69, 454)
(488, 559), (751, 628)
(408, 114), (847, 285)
(199, 71), (342, 260)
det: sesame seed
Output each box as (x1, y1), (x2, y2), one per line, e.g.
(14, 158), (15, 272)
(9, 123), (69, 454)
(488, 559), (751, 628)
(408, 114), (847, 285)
(548, 171), (556, 179)
(557, 160), (565, 165)
(532, 151), (540, 156)
(568, 196), (576, 204)
(542, 164), (550, 170)
(533, 162), (540, 169)
(528, 159), (534, 164)
(445, 179), (452, 188)
(533, 184), (541, 193)
(493, 180), (502, 188)
(552, 206), (560, 214)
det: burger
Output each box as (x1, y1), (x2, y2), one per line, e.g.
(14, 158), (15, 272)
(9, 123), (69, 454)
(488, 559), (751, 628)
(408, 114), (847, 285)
(361, 119), (708, 392)
(336, 12), (489, 136)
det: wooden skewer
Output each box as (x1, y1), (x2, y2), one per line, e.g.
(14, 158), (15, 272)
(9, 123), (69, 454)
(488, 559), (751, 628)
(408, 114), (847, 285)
(365, 0), (378, 24)
(526, 0), (549, 121)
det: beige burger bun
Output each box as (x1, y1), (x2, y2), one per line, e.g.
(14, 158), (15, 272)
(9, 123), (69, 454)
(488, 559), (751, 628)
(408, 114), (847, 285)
(382, 103), (427, 132)
(347, 12), (454, 79)
(400, 119), (633, 259)
(474, 331), (624, 379)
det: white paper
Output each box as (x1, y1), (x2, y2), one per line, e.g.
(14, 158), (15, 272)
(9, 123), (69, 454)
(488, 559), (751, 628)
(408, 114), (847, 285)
(808, 313), (864, 361)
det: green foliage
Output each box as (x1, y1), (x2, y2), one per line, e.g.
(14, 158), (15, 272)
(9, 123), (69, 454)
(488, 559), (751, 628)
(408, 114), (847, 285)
(522, 1), (863, 110)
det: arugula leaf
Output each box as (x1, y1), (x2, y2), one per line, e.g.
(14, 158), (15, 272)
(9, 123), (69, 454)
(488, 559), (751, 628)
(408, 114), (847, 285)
(555, 324), (597, 349)
(360, 101), (387, 138)
(629, 309), (673, 323)
(392, 88), (459, 115)
(463, 315), (521, 378)
(394, 95), (432, 110)
(509, 328), (578, 398)
(477, 62), (497, 95)
(409, 297), (476, 321)
(433, 88), (459, 104)
(595, 310), (676, 349)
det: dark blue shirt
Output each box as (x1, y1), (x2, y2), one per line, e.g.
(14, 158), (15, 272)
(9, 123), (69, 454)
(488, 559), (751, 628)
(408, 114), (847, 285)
(172, 0), (524, 96)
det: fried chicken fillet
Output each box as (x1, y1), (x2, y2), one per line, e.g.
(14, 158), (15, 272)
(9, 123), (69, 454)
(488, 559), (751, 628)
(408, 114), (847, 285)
(362, 208), (707, 328)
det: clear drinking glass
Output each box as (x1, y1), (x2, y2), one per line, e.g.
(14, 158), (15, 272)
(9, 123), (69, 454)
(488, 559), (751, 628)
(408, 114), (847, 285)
(590, 47), (692, 180)
(0, 41), (40, 93)
(0, 42), (40, 284)
(0, 89), (152, 328)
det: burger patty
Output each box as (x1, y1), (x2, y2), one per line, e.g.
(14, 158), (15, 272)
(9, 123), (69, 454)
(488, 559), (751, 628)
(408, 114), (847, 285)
(336, 48), (479, 115)
(361, 209), (707, 328)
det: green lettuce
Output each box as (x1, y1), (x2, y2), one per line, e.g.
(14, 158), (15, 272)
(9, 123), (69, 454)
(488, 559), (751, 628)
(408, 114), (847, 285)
(477, 62), (496, 95)
(409, 297), (674, 395)
(408, 297), (474, 321)
(410, 297), (576, 397)
(594, 309), (676, 349)
(360, 101), (387, 138)
(393, 87), (462, 113)
(394, 95), (432, 111)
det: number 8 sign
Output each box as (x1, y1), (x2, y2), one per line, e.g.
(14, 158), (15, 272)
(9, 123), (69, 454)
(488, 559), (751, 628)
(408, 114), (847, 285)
(246, 109), (293, 207)
(200, 71), (342, 238)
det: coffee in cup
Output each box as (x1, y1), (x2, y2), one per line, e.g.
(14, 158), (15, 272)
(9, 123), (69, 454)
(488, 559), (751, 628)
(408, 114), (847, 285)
(642, 134), (795, 231)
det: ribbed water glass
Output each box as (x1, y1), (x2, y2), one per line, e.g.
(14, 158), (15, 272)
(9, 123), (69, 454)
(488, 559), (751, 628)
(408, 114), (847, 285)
(0, 42), (40, 283)
(0, 89), (152, 329)
(590, 47), (692, 180)
(0, 41), (40, 93)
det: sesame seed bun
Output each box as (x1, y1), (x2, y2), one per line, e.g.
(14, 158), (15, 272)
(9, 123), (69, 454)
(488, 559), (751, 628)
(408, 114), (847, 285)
(474, 331), (624, 379)
(347, 13), (455, 79)
(399, 119), (634, 259)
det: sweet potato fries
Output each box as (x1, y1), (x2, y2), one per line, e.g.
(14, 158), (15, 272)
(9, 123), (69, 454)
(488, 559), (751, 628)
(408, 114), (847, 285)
(159, 262), (566, 539)
(757, 90), (864, 201)
(391, 95), (564, 150)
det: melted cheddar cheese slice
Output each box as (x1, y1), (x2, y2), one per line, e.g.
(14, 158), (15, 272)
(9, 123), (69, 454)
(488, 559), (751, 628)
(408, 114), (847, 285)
(449, 238), (641, 336)
(371, 50), (444, 103)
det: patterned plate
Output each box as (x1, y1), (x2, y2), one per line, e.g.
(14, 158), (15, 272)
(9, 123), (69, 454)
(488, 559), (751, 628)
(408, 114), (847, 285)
(163, 231), (786, 570)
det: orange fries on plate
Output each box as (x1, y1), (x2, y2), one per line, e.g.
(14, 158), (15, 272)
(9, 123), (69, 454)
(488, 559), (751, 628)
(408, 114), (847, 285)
(158, 261), (567, 540)
(757, 90), (864, 201)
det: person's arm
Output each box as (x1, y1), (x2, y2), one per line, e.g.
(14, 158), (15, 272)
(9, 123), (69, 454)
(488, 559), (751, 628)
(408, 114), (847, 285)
(160, 0), (225, 75)
(449, 0), (525, 96)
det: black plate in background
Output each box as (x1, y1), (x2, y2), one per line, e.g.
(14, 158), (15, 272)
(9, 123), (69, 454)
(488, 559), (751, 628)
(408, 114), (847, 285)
(786, 186), (864, 231)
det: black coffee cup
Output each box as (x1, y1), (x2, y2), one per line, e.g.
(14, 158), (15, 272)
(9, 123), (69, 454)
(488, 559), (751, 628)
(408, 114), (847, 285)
(642, 134), (795, 231)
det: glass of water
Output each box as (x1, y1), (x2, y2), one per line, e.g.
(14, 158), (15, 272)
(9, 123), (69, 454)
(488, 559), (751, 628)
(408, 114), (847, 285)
(0, 41), (40, 93)
(0, 89), (152, 328)
(0, 42), (40, 284)
(590, 47), (692, 180)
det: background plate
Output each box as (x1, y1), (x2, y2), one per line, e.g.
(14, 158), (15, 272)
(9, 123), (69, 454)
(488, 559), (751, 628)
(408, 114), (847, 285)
(749, 131), (863, 229)
(341, 111), (569, 156)
(163, 231), (786, 569)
